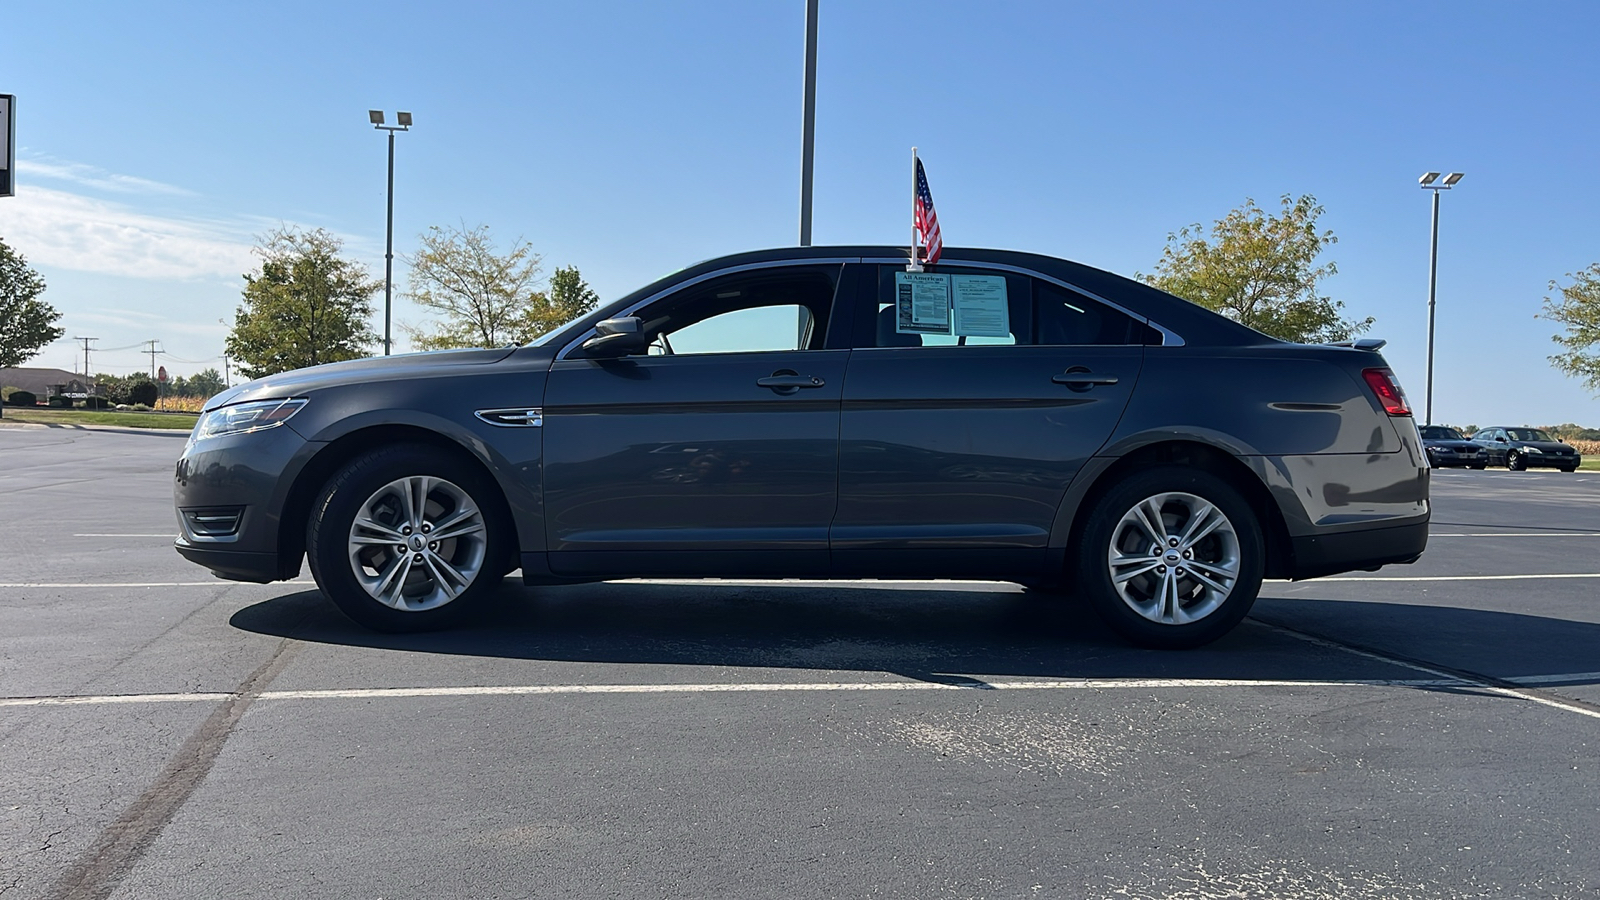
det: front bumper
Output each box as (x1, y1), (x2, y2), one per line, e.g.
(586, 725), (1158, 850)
(1517, 453), (1581, 469)
(1425, 446), (1486, 467)
(173, 423), (316, 582)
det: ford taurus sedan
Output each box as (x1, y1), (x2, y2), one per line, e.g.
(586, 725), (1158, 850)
(174, 246), (1430, 649)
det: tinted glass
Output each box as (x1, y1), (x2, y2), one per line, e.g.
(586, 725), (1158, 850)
(1506, 429), (1554, 442)
(635, 268), (837, 355)
(865, 265), (1150, 348)
(1419, 426), (1465, 441)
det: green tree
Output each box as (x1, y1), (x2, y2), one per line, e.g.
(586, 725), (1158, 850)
(184, 367), (227, 398)
(0, 238), (65, 369)
(1141, 194), (1372, 344)
(402, 224), (545, 350)
(537, 265), (601, 337)
(1538, 264), (1600, 395)
(226, 227), (378, 379)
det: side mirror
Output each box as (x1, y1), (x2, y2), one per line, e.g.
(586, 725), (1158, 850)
(580, 317), (650, 358)
(1496, 436), (1507, 443)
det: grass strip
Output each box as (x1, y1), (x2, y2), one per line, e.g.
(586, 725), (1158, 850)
(1, 408), (200, 430)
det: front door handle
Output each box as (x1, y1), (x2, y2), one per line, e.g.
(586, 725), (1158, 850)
(1052, 369), (1119, 390)
(757, 372), (826, 395)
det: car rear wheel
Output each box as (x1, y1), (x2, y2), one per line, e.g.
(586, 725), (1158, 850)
(1469, 463), (1487, 470)
(307, 445), (509, 631)
(1507, 450), (1526, 471)
(1076, 466), (1265, 650)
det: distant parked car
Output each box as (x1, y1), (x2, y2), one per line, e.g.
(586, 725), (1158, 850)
(1473, 427), (1583, 472)
(1418, 426), (1487, 469)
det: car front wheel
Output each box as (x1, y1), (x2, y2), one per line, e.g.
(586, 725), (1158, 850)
(1076, 467), (1265, 650)
(307, 445), (509, 631)
(1507, 450), (1526, 471)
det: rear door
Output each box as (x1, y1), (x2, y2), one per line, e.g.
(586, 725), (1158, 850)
(831, 263), (1152, 574)
(541, 263), (852, 577)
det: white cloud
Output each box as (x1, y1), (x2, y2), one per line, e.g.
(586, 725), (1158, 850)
(0, 186), (257, 280)
(15, 158), (193, 196)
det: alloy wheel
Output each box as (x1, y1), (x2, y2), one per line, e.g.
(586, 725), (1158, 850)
(1106, 491), (1241, 626)
(346, 475), (487, 611)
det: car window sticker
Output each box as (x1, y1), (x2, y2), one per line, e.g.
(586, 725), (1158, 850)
(894, 271), (952, 335)
(951, 274), (1009, 338)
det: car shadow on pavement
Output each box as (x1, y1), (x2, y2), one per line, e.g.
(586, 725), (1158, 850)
(229, 580), (1600, 688)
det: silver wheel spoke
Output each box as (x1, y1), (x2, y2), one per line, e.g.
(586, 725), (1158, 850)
(1178, 503), (1222, 548)
(1131, 499), (1167, 546)
(374, 554), (412, 608)
(1186, 557), (1238, 580)
(419, 554), (462, 599)
(1187, 567), (1233, 597)
(429, 519), (485, 543)
(354, 517), (404, 541)
(1111, 554), (1162, 584)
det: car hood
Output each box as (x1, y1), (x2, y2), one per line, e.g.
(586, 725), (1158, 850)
(1425, 440), (1480, 450)
(204, 347), (519, 411)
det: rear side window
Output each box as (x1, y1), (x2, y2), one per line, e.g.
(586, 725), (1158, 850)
(865, 265), (1154, 348)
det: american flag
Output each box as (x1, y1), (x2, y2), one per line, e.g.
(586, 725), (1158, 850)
(914, 157), (943, 265)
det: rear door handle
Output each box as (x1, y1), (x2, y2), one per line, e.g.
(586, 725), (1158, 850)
(1052, 370), (1119, 387)
(757, 373), (826, 394)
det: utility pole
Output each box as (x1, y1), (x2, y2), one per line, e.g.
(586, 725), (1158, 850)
(1418, 172), (1464, 426)
(223, 355), (231, 388)
(144, 340), (161, 381)
(798, 0), (819, 246)
(73, 336), (98, 382)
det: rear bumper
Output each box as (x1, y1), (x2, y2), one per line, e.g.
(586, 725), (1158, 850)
(1288, 518), (1429, 580)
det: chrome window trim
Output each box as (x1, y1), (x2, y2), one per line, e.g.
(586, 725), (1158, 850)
(859, 256), (1186, 347)
(556, 257), (861, 360)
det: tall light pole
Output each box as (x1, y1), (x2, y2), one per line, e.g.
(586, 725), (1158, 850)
(1419, 171), (1463, 425)
(369, 110), (412, 355)
(798, 0), (818, 246)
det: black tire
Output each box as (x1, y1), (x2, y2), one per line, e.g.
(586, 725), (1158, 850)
(1469, 463), (1487, 470)
(1075, 466), (1265, 650)
(306, 444), (511, 632)
(1507, 451), (1526, 471)
(1560, 466), (1577, 473)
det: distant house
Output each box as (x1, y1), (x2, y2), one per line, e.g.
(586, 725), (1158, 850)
(1, 367), (88, 399)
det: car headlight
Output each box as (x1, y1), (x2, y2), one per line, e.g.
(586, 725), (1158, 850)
(191, 398), (308, 442)
(1524, 446), (1543, 454)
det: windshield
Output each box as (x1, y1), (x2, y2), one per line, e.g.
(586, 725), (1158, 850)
(1419, 426), (1465, 441)
(1506, 429), (1555, 442)
(528, 311), (594, 347)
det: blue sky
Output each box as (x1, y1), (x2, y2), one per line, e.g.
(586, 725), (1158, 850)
(3, 1), (1598, 426)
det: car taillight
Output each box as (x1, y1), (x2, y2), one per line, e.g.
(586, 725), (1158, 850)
(1362, 367), (1412, 416)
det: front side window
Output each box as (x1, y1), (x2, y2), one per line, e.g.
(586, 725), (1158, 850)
(631, 267), (838, 357)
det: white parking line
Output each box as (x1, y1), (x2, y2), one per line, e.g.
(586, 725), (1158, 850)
(0, 677), (1461, 708)
(1314, 573), (1600, 583)
(73, 533), (177, 538)
(0, 581), (315, 588)
(1431, 532), (1600, 537)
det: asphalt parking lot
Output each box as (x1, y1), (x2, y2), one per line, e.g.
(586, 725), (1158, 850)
(2, 426), (1597, 899)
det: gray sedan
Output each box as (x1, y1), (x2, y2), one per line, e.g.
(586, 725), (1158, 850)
(174, 246), (1429, 648)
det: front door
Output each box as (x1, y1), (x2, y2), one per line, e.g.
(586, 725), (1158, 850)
(541, 264), (850, 577)
(831, 263), (1151, 576)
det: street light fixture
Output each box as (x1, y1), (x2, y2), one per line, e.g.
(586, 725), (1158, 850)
(369, 109), (413, 355)
(1420, 171), (1464, 426)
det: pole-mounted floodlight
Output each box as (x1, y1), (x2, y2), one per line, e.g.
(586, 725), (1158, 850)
(369, 110), (414, 355)
(1419, 170), (1465, 425)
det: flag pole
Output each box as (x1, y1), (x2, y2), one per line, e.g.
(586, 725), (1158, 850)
(909, 146), (922, 272)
